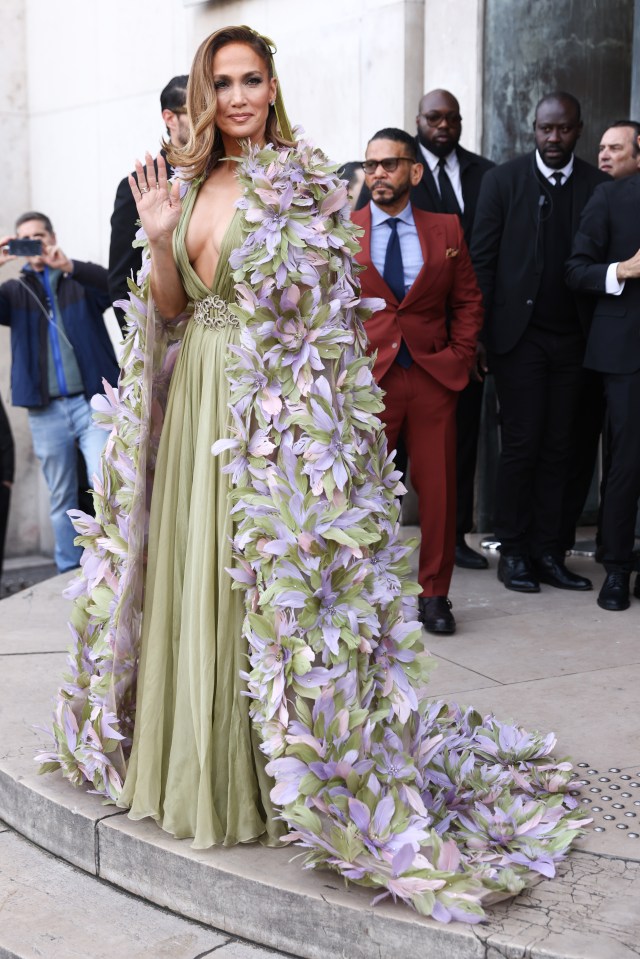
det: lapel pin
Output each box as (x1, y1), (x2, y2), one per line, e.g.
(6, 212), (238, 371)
(445, 247), (459, 258)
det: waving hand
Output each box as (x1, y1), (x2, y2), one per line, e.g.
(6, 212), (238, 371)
(129, 152), (182, 247)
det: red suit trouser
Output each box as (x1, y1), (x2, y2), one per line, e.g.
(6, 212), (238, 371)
(379, 362), (457, 597)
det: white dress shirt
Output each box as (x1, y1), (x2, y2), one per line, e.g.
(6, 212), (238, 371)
(535, 149), (574, 186)
(419, 143), (465, 212)
(534, 151), (624, 294)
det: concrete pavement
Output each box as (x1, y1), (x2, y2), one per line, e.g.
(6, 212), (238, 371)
(1, 531), (639, 958)
(0, 554), (57, 600)
(0, 819), (294, 959)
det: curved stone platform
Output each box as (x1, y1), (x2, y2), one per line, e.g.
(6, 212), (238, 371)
(2, 545), (640, 959)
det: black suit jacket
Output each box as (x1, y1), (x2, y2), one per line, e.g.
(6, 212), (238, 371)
(108, 151), (173, 329)
(470, 151), (609, 354)
(566, 176), (640, 375)
(357, 141), (494, 245)
(410, 142), (495, 243)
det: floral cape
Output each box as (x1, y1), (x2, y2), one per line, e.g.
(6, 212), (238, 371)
(37, 139), (588, 923)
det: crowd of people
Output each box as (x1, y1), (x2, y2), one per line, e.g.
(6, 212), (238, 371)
(34, 27), (597, 921)
(345, 93), (640, 625)
(1, 71), (639, 623)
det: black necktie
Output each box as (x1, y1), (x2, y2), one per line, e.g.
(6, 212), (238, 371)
(383, 218), (412, 368)
(551, 171), (564, 187)
(437, 157), (462, 216)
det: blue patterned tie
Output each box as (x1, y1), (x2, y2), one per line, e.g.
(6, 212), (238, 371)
(383, 218), (405, 302)
(383, 217), (413, 368)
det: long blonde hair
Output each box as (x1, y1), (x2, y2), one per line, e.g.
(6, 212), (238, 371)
(165, 26), (295, 179)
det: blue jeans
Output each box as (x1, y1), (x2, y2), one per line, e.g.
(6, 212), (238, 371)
(28, 395), (107, 572)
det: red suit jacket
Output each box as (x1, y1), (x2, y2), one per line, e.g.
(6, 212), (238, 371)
(350, 205), (483, 391)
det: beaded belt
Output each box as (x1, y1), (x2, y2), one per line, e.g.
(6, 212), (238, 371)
(192, 294), (239, 331)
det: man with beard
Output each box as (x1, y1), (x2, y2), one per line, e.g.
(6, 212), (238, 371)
(413, 90), (494, 245)
(357, 92), (494, 571)
(352, 128), (483, 634)
(108, 75), (189, 329)
(471, 92), (608, 594)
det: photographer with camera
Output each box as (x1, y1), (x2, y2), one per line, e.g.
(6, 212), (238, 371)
(0, 211), (119, 572)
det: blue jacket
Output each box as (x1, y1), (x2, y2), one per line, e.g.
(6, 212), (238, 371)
(0, 260), (119, 408)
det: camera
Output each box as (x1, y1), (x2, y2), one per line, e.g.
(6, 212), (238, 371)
(5, 238), (43, 256)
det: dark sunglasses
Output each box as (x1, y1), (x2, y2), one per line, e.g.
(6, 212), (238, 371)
(419, 111), (462, 127)
(361, 157), (416, 174)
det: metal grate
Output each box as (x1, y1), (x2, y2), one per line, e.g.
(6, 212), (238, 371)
(570, 763), (640, 841)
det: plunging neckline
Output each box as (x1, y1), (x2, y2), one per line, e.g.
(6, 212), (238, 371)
(178, 178), (242, 298)
(186, 210), (241, 297)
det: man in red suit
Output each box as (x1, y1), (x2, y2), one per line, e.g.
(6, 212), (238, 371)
(352, 128), (483, 634)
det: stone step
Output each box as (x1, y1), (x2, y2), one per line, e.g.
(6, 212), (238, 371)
(3, 565), (640, 959)
(0, 819), (292, 959)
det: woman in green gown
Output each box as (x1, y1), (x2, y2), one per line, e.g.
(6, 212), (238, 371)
(118, 28), (289, 847)
(40, 25), (588, 921)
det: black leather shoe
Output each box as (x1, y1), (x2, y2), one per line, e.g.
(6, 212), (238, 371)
(597, 571), (631, 611)
(634, 574), (640, 600)
(418, 596), (456, 634)
(497, 554), (540, 593)
(532, 554), (592, 591)
(455, 539), (489, 570)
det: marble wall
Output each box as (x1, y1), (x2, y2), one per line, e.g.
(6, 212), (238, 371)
(423, 0), (483, 152)
(482, 0), (635, 164)
(1, 0), (192, 558)
(10, 0), (632, 558)
(2, 0), (449, 560)
(0, 0), (46, 557)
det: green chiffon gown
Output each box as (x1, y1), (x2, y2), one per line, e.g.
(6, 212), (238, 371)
(118, 183), (284, 848)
